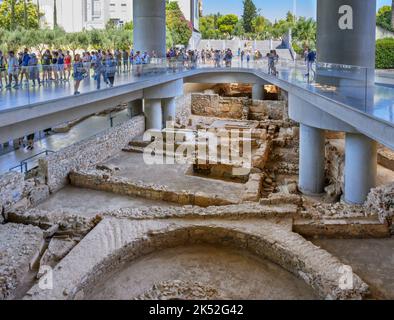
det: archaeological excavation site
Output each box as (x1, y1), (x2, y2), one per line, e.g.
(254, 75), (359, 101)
(0, 83), (393, 301)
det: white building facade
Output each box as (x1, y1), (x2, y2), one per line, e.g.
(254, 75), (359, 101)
(35, 0), (200, 32)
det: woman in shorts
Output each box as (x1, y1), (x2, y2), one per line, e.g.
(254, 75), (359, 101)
(64, 51), (72, 81)
(73, 54), (85, 95)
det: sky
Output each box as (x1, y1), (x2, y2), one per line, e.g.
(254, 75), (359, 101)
(203, 0), (393, 21)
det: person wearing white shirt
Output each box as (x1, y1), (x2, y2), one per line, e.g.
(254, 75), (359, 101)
(7, 51), (19, 88)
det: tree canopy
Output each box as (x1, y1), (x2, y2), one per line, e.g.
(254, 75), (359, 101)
(0, 0), (42, 30)
(377, 5), (394, 32)
(166, 1), (192, 47)
(242, 0), (257, 33)
(217, 14), (239, 37)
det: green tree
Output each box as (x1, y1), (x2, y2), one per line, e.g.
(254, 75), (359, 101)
(252, 15), (271, 39)
(166, 1), (192, 46)
(233, 18), (245, 38)
(23, 0), (28, 28)
(36, 0), (41, 26)
(392, 0), (394, 29)
(4, 28), (25, 51)
(292, 17), (316, 45)
(217, 14), (238, 37)
(89, 29), (105, 50)
(53, 0), (58, 28)
(124, 21), (133, 31)
(377, 5), (393, 32)
(200, 15), (220, 39)
(76, 32), (90, 51)
(0, 0), (42, 30)
(242, 0), (257, 33)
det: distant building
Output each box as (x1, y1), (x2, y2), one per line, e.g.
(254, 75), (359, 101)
(34, 0), (201, 32)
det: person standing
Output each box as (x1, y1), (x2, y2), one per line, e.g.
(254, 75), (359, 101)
(122, 49), (129, 73)
(28, 53), (41, 87)
(57, 50), (65, 81)
(305, 48), (317, 80)
(115, 49), (122, 73)
(7, 51), (19, 89)
(94, 54), (105, 90)
(64, 51), (72, 81)
(26, 133), (35, 150)
(134, 51), (142, 76)
(73, 54), (84, 95)
(214, 50), (221, 68)
(20, 48), (30, 85)
(105, 53), (116, 87)
(0, 50), (7, 89)
(41, 49), (52, 83)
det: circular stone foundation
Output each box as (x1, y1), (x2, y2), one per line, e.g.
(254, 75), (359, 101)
(84, 244), (318, 300)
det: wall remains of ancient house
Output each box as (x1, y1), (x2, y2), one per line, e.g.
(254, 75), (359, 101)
(190, 93), (249, 120)
(38, 115), (145, 193)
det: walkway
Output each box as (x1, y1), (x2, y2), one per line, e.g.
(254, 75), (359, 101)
(0, 60), (393, 125)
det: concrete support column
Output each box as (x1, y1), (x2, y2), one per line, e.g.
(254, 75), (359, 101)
(144, 99), (163, 130)
(299, 124), (326, 195)
(162, 97), (176, 127)
(252, 84), (264, 100)
(133, 0), (166, 57)
(127, 100), (143, 118)
(317, 0), (376, 108)
(344, 133), (377, 204)
(317, 0), (376, 81)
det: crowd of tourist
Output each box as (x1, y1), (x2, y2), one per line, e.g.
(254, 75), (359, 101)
(0, 48), (154, 95)
(0, 46), (289, 96)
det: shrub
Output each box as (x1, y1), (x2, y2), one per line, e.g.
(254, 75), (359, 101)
(376, 38), (394, 69)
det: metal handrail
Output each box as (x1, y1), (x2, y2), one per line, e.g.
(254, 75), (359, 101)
(8, 149), (55, 174)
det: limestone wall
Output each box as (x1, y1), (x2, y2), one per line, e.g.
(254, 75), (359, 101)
(0, 171), (50, 222)
(39, 116), (145, 193)
(0, 172), (25, 222)
(191, 93), (249, 120)
(325, 140), (345, 199)
(69, 169), (238, 207)
(249, 100), (288, 121)
(175, 94), (192, 127)
(366, 183), (394, 224)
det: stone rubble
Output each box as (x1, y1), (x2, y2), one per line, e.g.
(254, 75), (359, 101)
(134, 280), (223, 300)
(365, 183), (394, 225)
(0, 223), (44, 300)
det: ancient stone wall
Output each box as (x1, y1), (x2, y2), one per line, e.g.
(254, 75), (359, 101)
(0, 172), (25, 222)
(249, 100), (287, 121)
(325, 140), (345, 199)
(69, 169), (238, 207)
(191, 93), (248, 120)
(175, 94), (192, 127)
(0, 172), (50, 222)
(366, 183), (394, 225)
(39, 116), (145, 193)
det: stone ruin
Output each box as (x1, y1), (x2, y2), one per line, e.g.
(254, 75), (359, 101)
(0, 83), (393, 300)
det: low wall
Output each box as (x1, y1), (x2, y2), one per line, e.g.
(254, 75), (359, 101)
(39, 116), (145, 193)
(0, 172), (25, 222)
(70, 169), (238, 207)
(0, 172), (49, 222)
